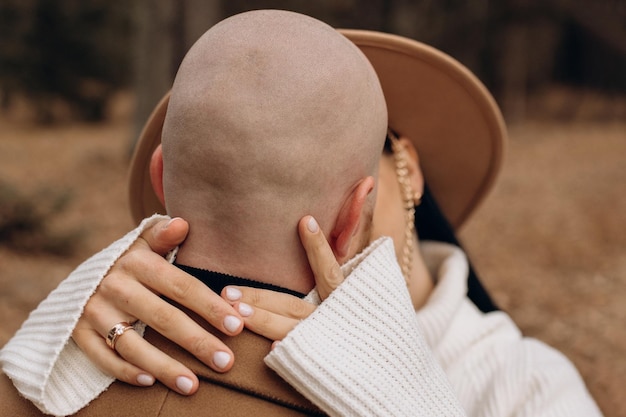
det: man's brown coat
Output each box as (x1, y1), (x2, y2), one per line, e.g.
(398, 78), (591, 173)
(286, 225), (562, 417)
(1, 320), (325, 416)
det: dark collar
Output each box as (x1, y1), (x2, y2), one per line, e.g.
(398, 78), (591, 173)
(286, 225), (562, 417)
(174, 263), (307, 299)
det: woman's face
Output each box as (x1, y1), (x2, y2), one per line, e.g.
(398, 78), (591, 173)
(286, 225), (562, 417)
(369, 138), (422, 258)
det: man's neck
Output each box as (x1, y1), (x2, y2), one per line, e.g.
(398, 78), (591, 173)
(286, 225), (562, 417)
(174, 263), (307, 299)
(174, 238), (316, 294)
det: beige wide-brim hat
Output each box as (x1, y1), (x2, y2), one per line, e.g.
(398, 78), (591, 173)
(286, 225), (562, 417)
(129, 29), (506, 230)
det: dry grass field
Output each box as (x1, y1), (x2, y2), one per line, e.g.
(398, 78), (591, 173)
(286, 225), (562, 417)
(0, 90), (624, 416)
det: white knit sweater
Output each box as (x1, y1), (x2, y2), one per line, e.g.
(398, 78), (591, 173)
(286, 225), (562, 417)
(0, 215), (602, 417)
(268, 239), (602, 417)
(0, 216), (162, 416)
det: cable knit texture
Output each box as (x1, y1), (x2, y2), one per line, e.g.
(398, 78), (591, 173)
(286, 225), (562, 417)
(266, 238), (466, 416)
(0, 215), (167, 416)
(266, 239), (602, 417)
(1, 224), (602, 417)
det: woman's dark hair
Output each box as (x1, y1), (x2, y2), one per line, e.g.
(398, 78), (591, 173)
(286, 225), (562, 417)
(384, 134), (498, 313)
(415, 185), (498, 313)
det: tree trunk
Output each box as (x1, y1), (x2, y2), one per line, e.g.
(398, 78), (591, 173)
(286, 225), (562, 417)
(132, 0), (221, 146)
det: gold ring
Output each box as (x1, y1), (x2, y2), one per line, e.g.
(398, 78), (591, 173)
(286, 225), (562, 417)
(106, 322), (134, 351)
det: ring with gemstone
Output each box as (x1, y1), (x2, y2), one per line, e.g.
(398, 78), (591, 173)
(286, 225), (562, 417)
(106, 322), (134, 351)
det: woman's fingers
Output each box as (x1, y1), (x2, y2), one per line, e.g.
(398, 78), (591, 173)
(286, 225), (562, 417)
(140, 217), (190, 256)
(298, 216), (344, 300)
(222, 286), (316, 340)
(129, 217), (241, 336)
(73, 323), (201, 395)
(105, 223), (245, 338)
(78, 281), (234, 393)
(121, 292), (236, 373)
(234, 302), (301, 341)
(217, 215), (344, 342)
(112, 329), (202, 395)
(88, 278), (236, 373)
(223, 286), (316, 319)
(74, 215), (243, 389)
(110, 252), (244, 337)
(72, 325), (156, 387)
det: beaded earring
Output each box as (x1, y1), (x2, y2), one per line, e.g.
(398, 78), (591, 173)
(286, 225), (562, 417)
(388, 130), (422, 287)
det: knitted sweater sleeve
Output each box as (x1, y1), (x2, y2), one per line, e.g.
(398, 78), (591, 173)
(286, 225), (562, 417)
(0, 214), (168, 417)
(265, 238), (466, 417)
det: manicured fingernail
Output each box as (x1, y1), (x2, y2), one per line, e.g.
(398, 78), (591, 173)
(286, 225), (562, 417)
(307, 216), (319, 233)
(213, 351), (231, 370)
(223, 315), (241, 333)
(137, 373), (155, 386)
(175, 376), (194, 394)
(164, 217), (180, 229)
(237, 302), (253, 317)
(225, 287), (242, 301)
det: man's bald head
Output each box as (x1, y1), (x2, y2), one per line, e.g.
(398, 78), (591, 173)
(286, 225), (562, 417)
(160, 10), (387, 288)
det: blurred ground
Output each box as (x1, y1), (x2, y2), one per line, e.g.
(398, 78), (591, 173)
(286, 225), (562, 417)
(0, 90), (624, 416)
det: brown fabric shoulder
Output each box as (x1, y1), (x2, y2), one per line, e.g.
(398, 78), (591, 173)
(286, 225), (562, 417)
(76, 324), (325, 417)
(0, 325), (325, 416)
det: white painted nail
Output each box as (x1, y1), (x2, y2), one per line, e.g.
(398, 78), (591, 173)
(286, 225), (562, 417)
(225, 287), (242, 301)
(307, 216), (319, 233)
(175, 376), (194, 394)
(164, 217), (179, 229)
(223, 315), (241, 333)
(137, 373), (155, 386)
(213, 351), (231, 370)
(238, 302), (253, 317)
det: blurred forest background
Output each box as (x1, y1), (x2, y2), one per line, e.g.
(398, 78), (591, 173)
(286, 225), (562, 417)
(0, 1), (624, 416)
(1, 0), (625, 127)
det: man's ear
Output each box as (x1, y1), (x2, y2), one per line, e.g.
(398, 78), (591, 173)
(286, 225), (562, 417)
(330, 176), (375, 261)
(149, 144), (166, 206)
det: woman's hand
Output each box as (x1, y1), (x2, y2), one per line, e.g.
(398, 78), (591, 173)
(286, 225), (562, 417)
(221, 216), (343, 342)
(72, 218), (244, 395)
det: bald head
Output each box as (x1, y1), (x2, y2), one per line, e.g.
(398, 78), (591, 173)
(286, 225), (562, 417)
(160, 10), (387, 289)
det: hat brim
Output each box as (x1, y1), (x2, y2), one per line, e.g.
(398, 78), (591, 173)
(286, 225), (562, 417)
(128, 29), (506, 229)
